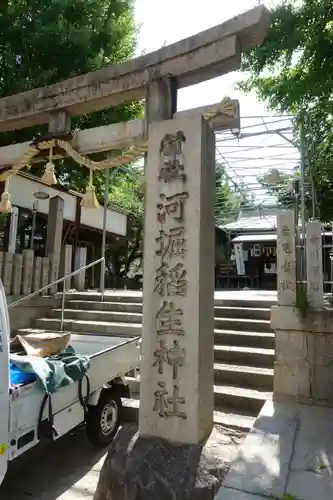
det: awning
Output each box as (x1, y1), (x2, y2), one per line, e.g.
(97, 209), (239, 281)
(232, 233), (277, 243)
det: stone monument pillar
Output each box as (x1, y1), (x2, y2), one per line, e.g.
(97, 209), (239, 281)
(139, 114), (215, 444)
(306, 219), (324, 307)
(272, 211), (332, 405)
(276, 210), (296, 306)
(46, 196), (64, 292)
(94, 114), (224, 500)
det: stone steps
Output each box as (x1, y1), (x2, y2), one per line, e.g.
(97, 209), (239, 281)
(50, 308), (143, 324)
(121, 396), (256, 433)
(66, 300), (271, 320)
(214, 306), (270, 320)
(214, 329), (274, 349)
(19, 291), (275, 434)
(127, 363), (273, 393)
(65, 292), (143, 304)
(214, 345), (275, 367)
(214, 317), (271, 333)
(49, 308), (272, 334)
(213, 384), (271, 414)
(35, 317), (142, 337)
(213, 363), (273, 389)
(67, 300), (144, 313)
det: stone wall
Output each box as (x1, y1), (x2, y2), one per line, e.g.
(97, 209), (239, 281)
(272, 304), (333, 405)
(271, 211), (333, 406)
(7, 295), (61, 335)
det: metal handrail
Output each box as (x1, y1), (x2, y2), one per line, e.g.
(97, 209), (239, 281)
(9, 257), (105, 330)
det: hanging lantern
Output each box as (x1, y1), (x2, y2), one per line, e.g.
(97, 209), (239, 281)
(41, 145), (57, 185)
(81, 168), (99, 209)
(0, 178), (12, 213)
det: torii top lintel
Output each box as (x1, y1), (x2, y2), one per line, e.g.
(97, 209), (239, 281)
(0, 5), (270, 133)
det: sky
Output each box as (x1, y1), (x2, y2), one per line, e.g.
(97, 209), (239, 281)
(134, 0), (298, 208)
(134, 0), (280, 115)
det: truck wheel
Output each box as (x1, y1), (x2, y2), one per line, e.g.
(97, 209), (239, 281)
(86, 390), (122, 447)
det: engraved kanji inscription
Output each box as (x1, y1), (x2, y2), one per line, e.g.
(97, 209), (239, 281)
(282, 242), (291, 254)
(153, 339), (186, 379)
(157, 192), (189, 224)
(155, 226), (186, 260)
(159, 131), (186, 183)
(156, 301), (184, 336)
(154, 262), (188, 296)
(280, 279), (295, 292)
(167, 340), (186, 379)
(153, 381), (169, 417)
(282, 224), (291, 237)
(309, 282), (320, 292)
(309, 265), (320, 274)
(167, 384), (187, 418)
(281, 262), (293, 273)
(309, 235), (320, 246)
(153, 382), (187, 419)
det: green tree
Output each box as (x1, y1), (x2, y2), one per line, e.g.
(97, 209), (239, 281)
(238, 0), (333, 221)
(257, 170), (297, 209)
(0, 0), (143, 194)
(215, 163), (241, 225)
(106, 165), (144, 278)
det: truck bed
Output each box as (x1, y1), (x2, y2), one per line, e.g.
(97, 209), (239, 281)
(8, 334), (140, 460)
(68, 333), (138, 358)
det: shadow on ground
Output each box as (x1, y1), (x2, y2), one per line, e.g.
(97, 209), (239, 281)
(0, 426), (108, 500)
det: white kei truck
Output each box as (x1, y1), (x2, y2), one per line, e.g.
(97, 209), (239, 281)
(0, 280), (140, 488)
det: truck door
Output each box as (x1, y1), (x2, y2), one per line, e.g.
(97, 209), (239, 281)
(0, 279), (10, 486)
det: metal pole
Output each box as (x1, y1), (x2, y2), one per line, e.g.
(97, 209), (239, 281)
(299, 115), (307, 282)
(60, 285), (66, 331)
(100, 169), (109, 301)
(30, 201), (38, 250)
(294, 180), (300, 282)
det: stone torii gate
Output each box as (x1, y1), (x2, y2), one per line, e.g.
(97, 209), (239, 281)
(0, 5), (270, 500)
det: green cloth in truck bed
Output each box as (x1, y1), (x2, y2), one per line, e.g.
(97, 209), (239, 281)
(10, 346), (90, 394)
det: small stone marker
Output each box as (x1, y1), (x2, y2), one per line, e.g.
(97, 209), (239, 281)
(74, 247), (87, 290)
(306, 219), (324, 307)
(12, 253), (23, 295)
(139, 114), (215, 445)
(41, 257), (50, 293)
(276, 210), (296, 306)
(3, 253), (13, 294)
(22, 249), (34, 295)
(33, 256), (42, 293)
(62, 244), (73, 288)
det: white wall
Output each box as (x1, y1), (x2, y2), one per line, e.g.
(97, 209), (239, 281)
(10, 175), (76, 221)
(81, 206), (127, 237)
(9, 175), (127, 237)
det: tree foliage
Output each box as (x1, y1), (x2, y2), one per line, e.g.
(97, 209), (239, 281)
(257, 170), (297, 209)
(0, 0), (143, 194)
(0, 1), (145, 276)
(214, 163), (241, 226)
(106, 165), (144, 277)
(239, 0), (333, 221)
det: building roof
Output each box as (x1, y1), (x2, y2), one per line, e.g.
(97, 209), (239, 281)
(232, 233), (277, 243)
(222, 214), (277, 232)
(220, 204), (284, 233)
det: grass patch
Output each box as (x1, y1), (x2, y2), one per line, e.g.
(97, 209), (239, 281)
(296, 282), (311, 318)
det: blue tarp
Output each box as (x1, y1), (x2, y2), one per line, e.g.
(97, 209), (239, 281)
(10, 346), (90, 393)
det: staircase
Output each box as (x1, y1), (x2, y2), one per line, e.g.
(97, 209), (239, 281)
(17, 291), (276, 432)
